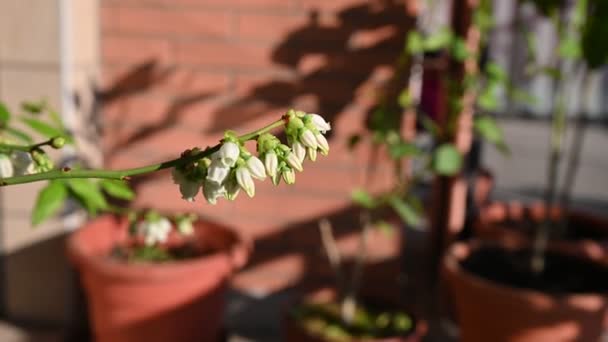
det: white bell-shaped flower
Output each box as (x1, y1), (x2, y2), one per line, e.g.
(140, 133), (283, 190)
(286, 152), (303, 172)
(225, 178), (241, 201)
(139, 217), (172, 246)
(236, 167), (255, 197)
(203, 180), (226, 205)
(315, 133), (329, 155)
(310, 114), (331, 133)
(206, 159), (230, 185)
(292, 141), (306, 164)
(300, 129), (318, 149)
(283, 169), (296, 184)
(216, 142), (240, 167)
(0, 154), (14, 178)
(308, 147), (317, 162)
(11, 151), (36, 176)
(264, 152), (278, 178)
(246, 156), (266, 180)
(171, 169), (200, 202)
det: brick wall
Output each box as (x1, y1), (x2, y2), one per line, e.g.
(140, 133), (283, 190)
(100, 0), (413, 293)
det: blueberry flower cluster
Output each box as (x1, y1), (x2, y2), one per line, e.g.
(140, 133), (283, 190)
(171, 110), (331, 205)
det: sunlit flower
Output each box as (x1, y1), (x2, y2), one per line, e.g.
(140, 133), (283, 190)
(246, 156), (266, 180)
(206, 159), (230, 185)
(177, 218), (194, 236)
(171, 169), (200, 202)
(0, 154), (14, 178)
(203, 180), (226, 205)
(308, 147), (317, 162)
(286, 152), (303, 172)
(139, 217), (172, 246)
(216, 142), (240, 167)
(292, 141), (306, 164)
(236, 167), (255, 197)
(315, 133), (329, 155)
(310, 114), (331, 133)
(300, 129), (318, 149)
(283, 169), (296, 184)
(264, 152), (278, 178)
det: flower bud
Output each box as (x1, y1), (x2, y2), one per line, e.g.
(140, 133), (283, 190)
(300, 129), (318, 149)
(236, 167), (255, 197)
(292, 141), (306, 164)
(315, 133), (329, 155)
(216, 142), (240, 167)
(51, 136), (66, 149)
(264, 152), (278, 178)
(225, 177), (241, 201)
(0, 154), (14, 178)
(308, 147), (317, 161)
(283, 169), (296, 184)
(310, 114), (331, 133)
(203, 180), (226, 205)
(286, 152), (303, 172)
(246, 156), (266, 180)
(206, 159), (230, 185)
(177, 218), (194, 236)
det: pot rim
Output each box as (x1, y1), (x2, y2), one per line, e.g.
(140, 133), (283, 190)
(67, 214), (252, 281)
(443, 240), (608, 301)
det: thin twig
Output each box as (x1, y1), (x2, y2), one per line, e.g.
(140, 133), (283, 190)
(318, 218), (344, 295)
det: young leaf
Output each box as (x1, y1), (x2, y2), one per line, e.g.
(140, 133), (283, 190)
(67, 179), (108, 215)
(485, 62), (507, 82)
(474, 116), (502, 144)
(420, 116), (441, 138)
(432, 144), (462, 176)
(389, 141), (421, 159)
(351, 188), (377, 209)
(0, 102), (11, 126)
(451, 37), (470, 62)
(398, 89), (412, 108)
(477, 83), (499, 111)
(32, 180), (67, 226)
(21, 100), (46, 114)
(100, 179), (135, 201)
(406, 31), (424, 54)
(424, 28), (453, 51)
(21, 117), (73, 144)
(388, 196), (420, 227)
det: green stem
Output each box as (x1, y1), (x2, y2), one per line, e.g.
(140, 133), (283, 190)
(0, 138), (55, 153)
(0, 118), (286, 187)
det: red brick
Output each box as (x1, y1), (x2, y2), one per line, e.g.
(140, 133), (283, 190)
(175, 41), (276, 69)
(237, 13), (307, 41)
(103, 36), (172, 65)
(296, 0), (363, 13)
(103, 0), (293, 11)
(101, 5), (232, 39)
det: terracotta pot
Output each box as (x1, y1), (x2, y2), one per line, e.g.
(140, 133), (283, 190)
(67, 215), (251, 342)
(283, 289), (427, 342)
(443, 241), (608, 342)
(473, 201), (608, 262)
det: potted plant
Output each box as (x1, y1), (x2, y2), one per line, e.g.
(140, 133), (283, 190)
(0, 104), (333, 341)
(443, 1), (608, 341)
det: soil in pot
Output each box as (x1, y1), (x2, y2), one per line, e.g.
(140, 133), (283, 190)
(461, 245), (608, 294)
(286, 299), (423, 341)
(444, 241), (608, 342)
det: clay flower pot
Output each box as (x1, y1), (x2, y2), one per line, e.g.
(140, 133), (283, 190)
(474, 201), (608, 262)
(283, 289), (427, 342)
(67, 215), (251, 342)
(443, 241), (608, 342)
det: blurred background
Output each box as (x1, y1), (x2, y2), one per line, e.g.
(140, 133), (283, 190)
(0, 0), (606, 341)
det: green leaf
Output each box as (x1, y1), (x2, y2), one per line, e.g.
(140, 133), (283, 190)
(485, 62), (507, 82)
(5, 127), (33, 143)
(451, 37), (470, 62)
(351, 188), (377, 209)
(424, 28), (453, 51)
(100, 179), (135, 201)
(67, 179), (108, 215)
(432, 144), (462, 176)
(558, 37), (581, 59)
(474, 116), (503, 145)
(375, 220), (395, 237)
(0, 102), (11, 126)
(21, 100), (45, 114)
(389, 141), (421, 159)
(21, 117), (73, 144)
(32, 181), (67, 226)
(477, 83), (499, 111)
(420, 116), (441, 138)
(406, 31), (424, 54)
(388, 196), (420, 227)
